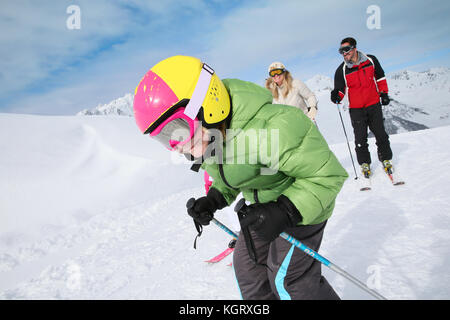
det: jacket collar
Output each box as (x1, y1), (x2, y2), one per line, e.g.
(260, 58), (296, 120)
(345, 51), (368, 68)
(222, 79), (272, 137)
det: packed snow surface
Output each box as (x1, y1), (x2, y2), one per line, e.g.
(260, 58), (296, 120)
(0, 113), (449, 299)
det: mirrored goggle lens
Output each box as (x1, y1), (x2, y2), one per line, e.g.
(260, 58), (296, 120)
(339, 45), (354, 54)
(152, 118), (193, 150)
(269, 68), (284, 77)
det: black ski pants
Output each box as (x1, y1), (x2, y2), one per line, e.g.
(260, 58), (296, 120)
(349, 103), (392, 165)
(233, 221), (340, 300)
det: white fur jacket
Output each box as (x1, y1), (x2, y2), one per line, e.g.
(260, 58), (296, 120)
(271, 79), (318, 119)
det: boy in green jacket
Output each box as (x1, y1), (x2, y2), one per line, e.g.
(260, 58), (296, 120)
(133, 56), (348, 300)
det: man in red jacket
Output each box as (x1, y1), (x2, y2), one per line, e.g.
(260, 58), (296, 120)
(330, 37), (393, 177)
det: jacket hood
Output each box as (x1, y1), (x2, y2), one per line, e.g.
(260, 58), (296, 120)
(222, 79), (273, 132)
(345, 51), (369, 68)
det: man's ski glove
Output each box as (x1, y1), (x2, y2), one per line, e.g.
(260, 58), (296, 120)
(330, 89), (341, 103)
(186, 188), (227, 226)
(239, 195), (302, 242)
(380, 92), (390, 106)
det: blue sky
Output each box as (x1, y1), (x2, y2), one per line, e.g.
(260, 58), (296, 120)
(0, 0), (449, 115)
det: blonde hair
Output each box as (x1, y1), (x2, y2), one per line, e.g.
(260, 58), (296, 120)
(265, 71), (293, 100)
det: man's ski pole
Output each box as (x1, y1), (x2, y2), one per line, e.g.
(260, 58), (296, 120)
(235, 199), (387, 300)
(335, 101), (358, 180)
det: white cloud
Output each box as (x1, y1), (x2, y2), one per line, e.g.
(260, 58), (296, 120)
(4, 46), (170, 115)
(1, 0), (449, 115)
(203, 0), (450, 80)
(0, 0), (208, 100)
(0, 1), (135, 96)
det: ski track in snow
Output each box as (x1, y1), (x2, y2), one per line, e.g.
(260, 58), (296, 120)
(0, 188), (238, 299)
(323, 128), (450, 300)
(0, 114), (449, 300)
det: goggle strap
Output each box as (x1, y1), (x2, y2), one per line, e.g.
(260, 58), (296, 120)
(184, 63), (214, 120)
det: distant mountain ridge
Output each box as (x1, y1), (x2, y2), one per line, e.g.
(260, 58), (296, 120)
(308, 67), (450, 135)
(78, 68), (450, 136)
(77, 93), (133, 116)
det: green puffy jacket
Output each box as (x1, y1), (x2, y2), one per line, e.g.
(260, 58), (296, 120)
(201, 79), (348, 225)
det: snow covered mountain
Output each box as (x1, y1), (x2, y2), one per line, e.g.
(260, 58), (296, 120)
(304, 74), (334, 93)
(387, 68), (450, 129)
(306, 67), (450, 136)
(76, 68), (450, 142)
(1, 112), (449, 299)
(77, 93), (134, 116)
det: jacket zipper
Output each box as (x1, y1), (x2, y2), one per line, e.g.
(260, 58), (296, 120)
(219, 163), (260, 204)
(253, 189), (259, 204)
(218, 163), (238, 190)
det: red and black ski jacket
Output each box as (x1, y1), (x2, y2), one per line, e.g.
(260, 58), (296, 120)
(334, 52), (388, 109)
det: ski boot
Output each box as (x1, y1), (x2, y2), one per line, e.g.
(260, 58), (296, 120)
(361, 163), (372, 179)
(382, 160), (393, 175)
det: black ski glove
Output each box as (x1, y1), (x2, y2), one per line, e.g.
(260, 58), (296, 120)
(239, 195), (302, 242)
(380, 92), (390, 106)
(330, 89), (341, 104)
(186, 188), (227, 226)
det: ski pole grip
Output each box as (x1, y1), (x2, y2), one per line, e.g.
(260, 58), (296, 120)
(234, 198), (247, 214)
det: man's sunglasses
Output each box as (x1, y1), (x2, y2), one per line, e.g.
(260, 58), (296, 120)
(269, 68), (285, 77)
(338, 45), (355, 55)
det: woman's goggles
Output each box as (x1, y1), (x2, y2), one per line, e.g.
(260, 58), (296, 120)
(269, 68), (285, 77)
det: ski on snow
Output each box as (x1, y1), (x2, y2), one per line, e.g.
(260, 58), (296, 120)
(359, 168), (405, 191)
(385, 171), (405, 186)
(205, 239), (236, 264)
(359, 176), (372, 191)
(205, 247), (234, 263)
(359, 169), (372, 191)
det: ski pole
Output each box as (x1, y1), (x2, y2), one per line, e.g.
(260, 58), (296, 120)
(279, 232), (387, 300)
(211, 218), (238, 239)
(235, 198), (387, 300)
(335, 101), (358, 180)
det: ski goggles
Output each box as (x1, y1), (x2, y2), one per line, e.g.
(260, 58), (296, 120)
(338, 45), (355, 55)
(150, 108), (199, 151)
(269, 68), (285, 77)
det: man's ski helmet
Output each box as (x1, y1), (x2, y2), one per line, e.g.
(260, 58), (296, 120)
(133, 56), (231, 144)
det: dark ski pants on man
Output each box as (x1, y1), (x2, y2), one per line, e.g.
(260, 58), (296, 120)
(349, 103), (392, 165)
(233, 221), (340, 300)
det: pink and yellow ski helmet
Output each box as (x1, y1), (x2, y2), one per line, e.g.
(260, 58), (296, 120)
(133, 56), (231, 141)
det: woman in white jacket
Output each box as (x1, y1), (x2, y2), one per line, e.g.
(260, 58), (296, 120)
(265, 62), (318, 121)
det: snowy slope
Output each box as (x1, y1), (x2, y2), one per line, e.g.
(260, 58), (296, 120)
(0, 113), (449, 300)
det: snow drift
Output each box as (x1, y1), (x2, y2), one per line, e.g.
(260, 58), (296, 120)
(0, 112), (449, 299)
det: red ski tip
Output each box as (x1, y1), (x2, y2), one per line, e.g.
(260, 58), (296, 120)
(205, 247), (234, 263)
